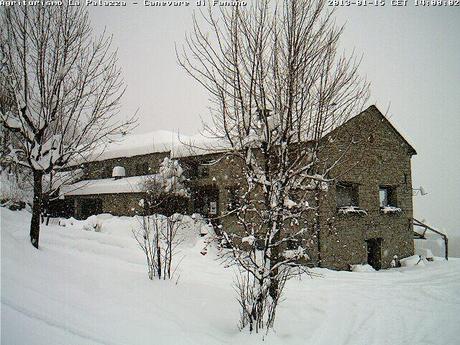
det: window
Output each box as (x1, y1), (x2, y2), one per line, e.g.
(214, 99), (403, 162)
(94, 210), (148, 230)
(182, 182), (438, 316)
(180, 160), (197, 179)
(209, 201), (217, 215)
(379, 186), (397, 208)
(185, 159), (211, 179)
(286, 238), (300, 250)
(136, 162), (149, 176)
(197, 164), (209, 178)
(193, 187), (219, 216)
(336, 182), (359, 208)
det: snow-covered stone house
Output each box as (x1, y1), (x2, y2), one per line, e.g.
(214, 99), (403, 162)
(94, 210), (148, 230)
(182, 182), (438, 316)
(54, 105), (417, 270)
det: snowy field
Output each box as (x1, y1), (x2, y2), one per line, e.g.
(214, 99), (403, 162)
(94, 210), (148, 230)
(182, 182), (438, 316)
(1, 208), (460, 345)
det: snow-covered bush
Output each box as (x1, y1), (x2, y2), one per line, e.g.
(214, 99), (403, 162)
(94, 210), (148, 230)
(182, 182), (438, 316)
(135, 158), (193, 280)
(81, 215), (102, 232)
(132, 215), (178, 280)
(141, 157), (189, 214)
(132, 214), (214, 281)
(144, 157), (187, 197)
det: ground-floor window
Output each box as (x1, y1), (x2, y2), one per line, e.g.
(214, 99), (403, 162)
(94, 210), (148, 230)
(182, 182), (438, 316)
(192, 186), (219, 218)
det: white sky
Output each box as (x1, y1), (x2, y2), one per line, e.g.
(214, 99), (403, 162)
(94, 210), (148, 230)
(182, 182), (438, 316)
(87, 2), (460, 236)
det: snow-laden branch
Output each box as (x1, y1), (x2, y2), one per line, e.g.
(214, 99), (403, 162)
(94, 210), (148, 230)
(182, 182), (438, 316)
(0, 4), (137, 248)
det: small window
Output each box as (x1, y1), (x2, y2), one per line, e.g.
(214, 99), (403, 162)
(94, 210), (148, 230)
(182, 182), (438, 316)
(379, 186), (397, 207)
(336, 182), (359, 208)
(209, 201), (217, 215)
(197, 164), (209, 178)
(286, 238), (299, 250)
(180, 161), (197, 179)
(136, 162), (149, 176)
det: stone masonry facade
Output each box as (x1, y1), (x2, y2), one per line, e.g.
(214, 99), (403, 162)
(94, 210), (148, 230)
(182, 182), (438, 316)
(317, 106), (416, 269)
(61, 106), (416, 270)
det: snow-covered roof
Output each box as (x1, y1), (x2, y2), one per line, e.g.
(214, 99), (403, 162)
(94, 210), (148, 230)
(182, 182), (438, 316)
(62, 175), (155, 196)
(74, 130), (227, 164)
(71, 105), (415, 164)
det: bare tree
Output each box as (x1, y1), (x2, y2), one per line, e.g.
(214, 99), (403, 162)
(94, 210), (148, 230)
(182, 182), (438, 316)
(0, 5), (136, 248)
(178, 0), (369, 332)
(133, 215), (184, 281)
(133, 157), (189, 280)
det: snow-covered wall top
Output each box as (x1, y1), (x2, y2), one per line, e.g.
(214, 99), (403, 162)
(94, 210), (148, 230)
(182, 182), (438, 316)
(61, 175), (155, 196)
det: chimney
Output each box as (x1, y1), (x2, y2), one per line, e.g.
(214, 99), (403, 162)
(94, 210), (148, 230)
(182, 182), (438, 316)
(112, 166), (126, 180)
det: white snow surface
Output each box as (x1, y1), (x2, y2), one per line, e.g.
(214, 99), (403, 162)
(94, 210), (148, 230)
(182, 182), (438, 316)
(111, 166), (126, 178)
(418, 248), (434, 260)
(349, 264), (375, 272)
(337, 206), (368, 215)
(61, 174), (154, 195)
(2, 208), (460, 345)
(381, 206), (402, 214)
(399, 255), (427, 267)
(70, 130), (228, 164)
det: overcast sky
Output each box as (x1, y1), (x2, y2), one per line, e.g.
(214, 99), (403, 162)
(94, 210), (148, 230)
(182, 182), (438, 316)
(87, 3), (459, 236)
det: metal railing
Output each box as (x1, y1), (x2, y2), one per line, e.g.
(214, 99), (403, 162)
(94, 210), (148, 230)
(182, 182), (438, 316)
(412, 218), (448, 260)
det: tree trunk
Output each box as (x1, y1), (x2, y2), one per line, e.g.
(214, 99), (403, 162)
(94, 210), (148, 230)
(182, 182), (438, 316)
(269, 219), (281, 300)
(30, 170), (43, 249)
(315, 188), (322, 268)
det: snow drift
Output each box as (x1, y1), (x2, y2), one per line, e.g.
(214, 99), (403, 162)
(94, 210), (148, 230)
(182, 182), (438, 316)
(2, 208), (460, 345)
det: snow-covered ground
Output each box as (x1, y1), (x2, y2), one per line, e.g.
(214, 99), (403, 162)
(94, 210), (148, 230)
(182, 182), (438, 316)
(2, 208), (460, 345)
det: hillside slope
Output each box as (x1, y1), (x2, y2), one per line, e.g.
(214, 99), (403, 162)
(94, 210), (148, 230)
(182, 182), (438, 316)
(1, 208), (460, 345)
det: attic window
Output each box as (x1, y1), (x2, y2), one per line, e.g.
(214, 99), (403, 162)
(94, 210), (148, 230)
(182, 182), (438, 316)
(197, 164), (209, 178)
(379, 186), (397, 208)
(336, 182), (359, 208)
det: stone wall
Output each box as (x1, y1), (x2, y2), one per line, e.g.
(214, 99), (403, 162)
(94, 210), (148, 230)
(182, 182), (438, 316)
(81, 152), (168, 179)
(317, 106), (415, 269)
(67, 106), (416, 270)
(72, 192), (146, 218)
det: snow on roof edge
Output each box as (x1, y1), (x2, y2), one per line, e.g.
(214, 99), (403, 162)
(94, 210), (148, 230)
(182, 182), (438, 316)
(62, 174), (156, 196)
